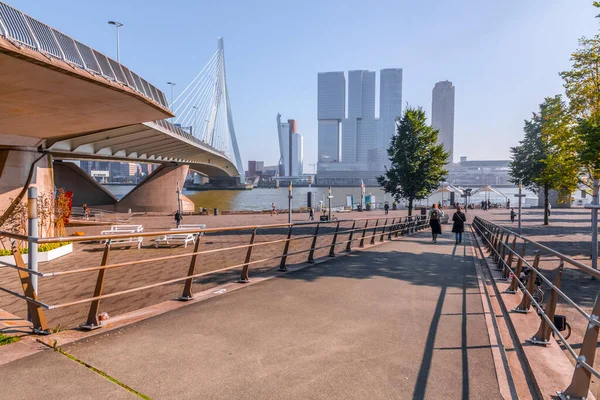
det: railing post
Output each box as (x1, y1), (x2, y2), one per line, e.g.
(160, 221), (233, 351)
(497, 234), (510, 271)
(278, 226), (293, 271)
(396, 217), (404, 238)
(345, 220), (356, 252)
(494, 232), (505, 263)
(307, 223), (320, 263)
(11, 240), (48, 333)
(370, 219), (379, 245)
(380, 218), (388, 242)
(81, 241), (111, 330)
(179, 234), (202, 300)
(387, 218), (395, 240)
(559, 292), (600, 399)
(359, 220), (369, 247)
(506, 243), (526, 294)
(329, 221), (340, 257)
(514, 251), (540, 313)
(502, 237), (517, 280)
(239, 228), (257, 283)
(529, 262), (564, 345)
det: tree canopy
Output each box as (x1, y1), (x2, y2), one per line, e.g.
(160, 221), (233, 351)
(377, 106), (448, 215)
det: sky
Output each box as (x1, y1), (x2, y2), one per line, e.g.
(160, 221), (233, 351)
(8, 0), (600, 168)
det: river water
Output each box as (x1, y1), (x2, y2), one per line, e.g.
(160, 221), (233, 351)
(103, 184), (538, 211)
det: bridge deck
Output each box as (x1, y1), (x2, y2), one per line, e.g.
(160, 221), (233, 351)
(0, 231), (502, 399)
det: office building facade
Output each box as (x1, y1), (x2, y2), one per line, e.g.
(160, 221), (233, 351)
(432, 80), (455, 163)
(276, 114), (304, 177)
(317, 72), (345, 163)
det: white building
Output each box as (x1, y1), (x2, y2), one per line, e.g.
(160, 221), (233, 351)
(276, 114), (304, 177)
(432, 80), (455, 163)
(317, 72), (345, 163)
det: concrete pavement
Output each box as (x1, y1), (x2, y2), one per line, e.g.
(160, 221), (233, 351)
(0, 230), (502, 399)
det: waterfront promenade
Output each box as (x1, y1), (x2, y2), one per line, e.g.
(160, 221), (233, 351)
(0, 229), (503, 399)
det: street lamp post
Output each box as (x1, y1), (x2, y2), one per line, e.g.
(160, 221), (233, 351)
(514, 180), (526, 235)
(107, 21), (123, 62)
(167, 82), (176, 109)
(586, 179), (600, 270)
(176, 181), (182, 217)
(288, 182), (293, 224)
(328, 186), (333, 221)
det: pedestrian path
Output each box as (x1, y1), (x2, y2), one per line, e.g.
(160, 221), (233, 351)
(0, 230), (502, 399)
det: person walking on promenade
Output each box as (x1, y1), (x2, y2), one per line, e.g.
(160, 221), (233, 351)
(308, 207), (314, 220)
(510, 208), (517, 223)
(271, 202), (277, 216)
(174, 209), (183, 228)
(384, 202), (389, 215)
(429, 203), (444, 243)
(452, 206), (467, 244)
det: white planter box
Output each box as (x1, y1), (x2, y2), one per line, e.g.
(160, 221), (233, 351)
(0, 243), (73, 265)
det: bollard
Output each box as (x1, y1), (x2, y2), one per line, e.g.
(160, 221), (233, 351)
(239, 228), (257, 282)
(506, 243), (526, 294)
(81, 241), (111, 330)
(180, 234), (203, 300)
(307, 223), (320, 263)
(11, 240), (48, 333)
(559, 292), (600, 399)
(529, 262), (564, 345)
(370, 219), (379, 245)
(514, 251), (540, 313)
(328, 221), (340, 257)
(346, 221), (356, 252)
(359, 220), (369, 248)
(278, 226), (293, 271)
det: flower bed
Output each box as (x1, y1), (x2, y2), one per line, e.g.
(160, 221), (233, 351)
(0, 242), (72, 264)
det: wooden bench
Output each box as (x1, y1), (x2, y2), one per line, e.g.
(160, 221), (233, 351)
(101, 225), (144, 249)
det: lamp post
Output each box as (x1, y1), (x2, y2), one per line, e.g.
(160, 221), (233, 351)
(328, 186), (333, 221)
(167, 82), (176, 108)
(288, 182), (293, 223)
(176, 181), (182, 217)
(107, 21), (123, 62)
(514, 180), (526, 235)
(586, 179), (599, 270)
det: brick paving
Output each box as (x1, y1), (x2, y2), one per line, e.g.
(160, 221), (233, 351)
(0, 210), (408, 329)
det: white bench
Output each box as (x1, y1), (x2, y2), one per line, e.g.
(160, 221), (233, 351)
(101, 225), (144, 249)
(174, 224), (206, 238)
(155, 233), (195, 248)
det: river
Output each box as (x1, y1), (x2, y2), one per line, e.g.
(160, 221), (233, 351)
(103, 184), (538, 211)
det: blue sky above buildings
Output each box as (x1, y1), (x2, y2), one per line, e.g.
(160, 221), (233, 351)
(8, 0), (599, 166)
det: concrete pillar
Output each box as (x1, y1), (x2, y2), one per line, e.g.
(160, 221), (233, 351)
(0, 150), (53, 213)
(53, 161), (118, 207)
(116, 163), (194, 213)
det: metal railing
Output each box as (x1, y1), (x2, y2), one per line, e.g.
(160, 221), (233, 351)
(0, 215), (429, 333)
(0, 1), (169, 109)
(472, 216), (600, 399)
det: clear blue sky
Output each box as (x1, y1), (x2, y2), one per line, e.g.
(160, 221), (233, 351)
(9, 0), (600, 167)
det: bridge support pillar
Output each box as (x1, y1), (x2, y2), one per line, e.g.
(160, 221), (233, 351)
(116, 163), (194, 213)
(53, 161), (118, 207)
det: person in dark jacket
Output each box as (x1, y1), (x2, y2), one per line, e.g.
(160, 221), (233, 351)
(429, 204), (444, 243)
(452, 206), (467, 244)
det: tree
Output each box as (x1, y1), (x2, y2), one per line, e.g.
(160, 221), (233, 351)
(509, 96), (579, 225)
(377, 106), (449, 216)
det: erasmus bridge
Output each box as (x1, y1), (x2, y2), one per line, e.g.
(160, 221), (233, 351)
(0, 1), (243, 212)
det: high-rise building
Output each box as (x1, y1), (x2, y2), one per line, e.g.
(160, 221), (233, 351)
(317, 72), (345, 163)
(247, 160), (265, 177)
(276, 114), (304, 177)
(379, 68), (403, 166)
(432, 80), (455, 163)
(343, 70), (376, 164)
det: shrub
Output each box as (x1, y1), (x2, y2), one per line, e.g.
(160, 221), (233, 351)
(0, 242), (71, 256)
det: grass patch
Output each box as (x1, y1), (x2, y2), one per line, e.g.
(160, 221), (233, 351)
(0, 333), (20, 346)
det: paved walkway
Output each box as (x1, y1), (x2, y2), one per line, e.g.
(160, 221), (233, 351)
(0, 230), (502, 399)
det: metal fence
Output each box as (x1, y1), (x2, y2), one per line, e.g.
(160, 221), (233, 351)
(0, 1), (169, 109)
(0, 215), (429, 333)
(472, 216), (600, 399)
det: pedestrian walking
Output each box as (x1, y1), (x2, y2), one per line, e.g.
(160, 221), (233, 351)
(271, 202), (277, 216)
(510, 208), (516, 223)
(82, 203), (90, 220)
(547, 203), (552, 217)
(384, 202), (389, 215)
(174, 209), (183, 228)
(452, 206), (467, 244)
(308, 207), (314, 220)
(429, 204), (444, 243)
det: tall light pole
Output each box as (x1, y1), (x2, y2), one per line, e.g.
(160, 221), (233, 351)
(107, 21), (123, 62)
(328, 186), (333, 221)
(514, 180), (526, 235)
(167, 82), (176, 122)
(586, 179), (599, 270)
(288, 182), (293, 224)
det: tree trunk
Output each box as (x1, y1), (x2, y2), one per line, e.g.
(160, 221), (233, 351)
(543, 185), (549, 226)
(408, 198), (413, 216)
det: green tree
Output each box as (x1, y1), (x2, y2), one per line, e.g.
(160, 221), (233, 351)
(377, 106), (449, 216)
(509, 96), (579, 225)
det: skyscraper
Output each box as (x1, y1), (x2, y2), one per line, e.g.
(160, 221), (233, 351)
(343, 70), (376, 164)
(276, 114), (304, 177)
(379, 68), (403, 166)
(317, 72), (345, 163)
(432, 80), (455, 163)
